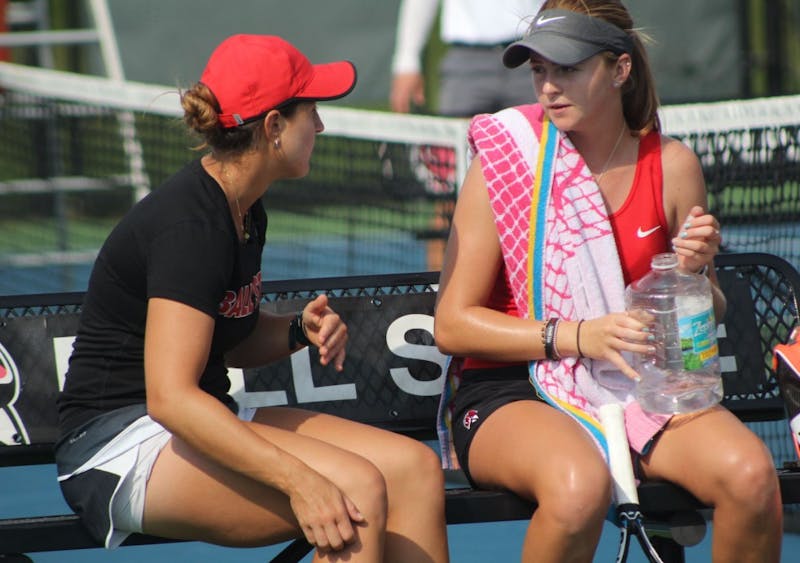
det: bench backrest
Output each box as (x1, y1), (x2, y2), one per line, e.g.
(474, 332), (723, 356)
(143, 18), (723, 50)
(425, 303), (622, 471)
(1, 253), (799, 467)
(714, 253), (800, 420)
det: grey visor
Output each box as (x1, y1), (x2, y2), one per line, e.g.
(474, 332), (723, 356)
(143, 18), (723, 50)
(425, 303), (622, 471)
(503, 9), (633, 68)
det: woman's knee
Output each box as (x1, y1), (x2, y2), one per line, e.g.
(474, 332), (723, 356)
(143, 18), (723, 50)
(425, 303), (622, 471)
(339, 456), (390, 525)
(409, 441), (445, 485)
(535, 457), (612, 531)
(715, 443), (779, 510)
(385, 439), (445, 497)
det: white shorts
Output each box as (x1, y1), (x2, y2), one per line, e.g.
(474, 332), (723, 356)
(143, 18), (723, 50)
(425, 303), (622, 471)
(110, 405), (258, 542)
(56, 404), (256, 548)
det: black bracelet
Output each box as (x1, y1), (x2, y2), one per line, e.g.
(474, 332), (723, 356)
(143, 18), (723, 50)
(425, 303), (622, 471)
(288, 311), (311, 350)
(552, 318), (562, 359)
(543, 318), (560, 361)
(576, 319), (585, 358)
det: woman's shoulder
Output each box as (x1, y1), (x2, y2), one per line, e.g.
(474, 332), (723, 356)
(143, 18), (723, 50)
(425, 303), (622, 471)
(657, 132), (696, 159)
(658, 132), (706, 218)
(155, 158), (209, 195)
(117, 159), (229, 246)
(148, 159), (225, 214)
(657, 133), (703, 175)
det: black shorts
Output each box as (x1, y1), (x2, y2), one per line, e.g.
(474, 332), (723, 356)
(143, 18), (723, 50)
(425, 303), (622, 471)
(451, 364), (547, 485)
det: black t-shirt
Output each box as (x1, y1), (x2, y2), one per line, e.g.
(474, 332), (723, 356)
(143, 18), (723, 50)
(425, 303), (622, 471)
(57, 158), (267, 434)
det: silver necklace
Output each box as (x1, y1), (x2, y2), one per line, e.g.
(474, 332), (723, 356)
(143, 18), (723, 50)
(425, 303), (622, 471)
(219, 161), (249, 242)
(593, 123), (626, 183)
(234, 195), (250, 242)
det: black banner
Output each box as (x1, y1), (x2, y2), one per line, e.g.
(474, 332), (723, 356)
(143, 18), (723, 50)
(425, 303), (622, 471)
(0, 291), (443, 447)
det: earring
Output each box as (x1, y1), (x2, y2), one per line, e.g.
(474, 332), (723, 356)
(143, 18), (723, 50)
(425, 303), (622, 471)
(613, 81), (622, 88)
(273, 138), (280, 149)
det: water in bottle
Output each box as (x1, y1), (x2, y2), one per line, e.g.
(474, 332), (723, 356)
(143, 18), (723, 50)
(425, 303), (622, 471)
(624, 253), (723, 414)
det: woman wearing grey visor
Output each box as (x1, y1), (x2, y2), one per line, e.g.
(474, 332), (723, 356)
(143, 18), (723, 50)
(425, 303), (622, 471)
(434, 0), (781, 561)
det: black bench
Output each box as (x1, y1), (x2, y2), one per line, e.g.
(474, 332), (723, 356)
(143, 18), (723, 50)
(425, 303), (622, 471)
(1, 252), (799, 562)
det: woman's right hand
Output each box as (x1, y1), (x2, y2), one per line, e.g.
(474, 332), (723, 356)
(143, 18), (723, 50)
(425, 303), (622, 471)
(577, 313), (654, 381)
(288, 467), (364, 552)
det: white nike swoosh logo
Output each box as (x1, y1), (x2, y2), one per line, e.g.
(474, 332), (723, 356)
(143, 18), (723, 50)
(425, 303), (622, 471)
(536, 15), (566, 26)
(636, 225), (661, 238)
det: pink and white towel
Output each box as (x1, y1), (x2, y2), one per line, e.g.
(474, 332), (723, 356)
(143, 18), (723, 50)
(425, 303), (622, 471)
(438, 104), (669, 469)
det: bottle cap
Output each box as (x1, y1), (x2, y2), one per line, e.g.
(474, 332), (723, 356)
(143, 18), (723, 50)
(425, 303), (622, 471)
(651, 252), (679, 270)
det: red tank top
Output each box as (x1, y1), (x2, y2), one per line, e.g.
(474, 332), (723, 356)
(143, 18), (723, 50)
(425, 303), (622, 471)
(461, 130), (668, 370)
(608, 130), (670, 285)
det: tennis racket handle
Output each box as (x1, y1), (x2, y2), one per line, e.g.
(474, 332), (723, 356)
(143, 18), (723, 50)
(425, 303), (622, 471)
(599, 402), (639, 506)
(791, 414), (800, 459)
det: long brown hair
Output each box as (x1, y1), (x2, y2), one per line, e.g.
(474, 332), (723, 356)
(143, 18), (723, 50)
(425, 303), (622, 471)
(538, 0), (660, 134)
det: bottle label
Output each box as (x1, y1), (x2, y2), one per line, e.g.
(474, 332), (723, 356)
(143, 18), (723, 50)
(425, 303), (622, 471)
(677, 307), (719, 370)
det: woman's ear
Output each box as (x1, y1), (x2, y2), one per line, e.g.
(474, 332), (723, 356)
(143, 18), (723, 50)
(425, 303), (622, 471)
(614, 53), (632, 87)
(263, 110), (283, 148)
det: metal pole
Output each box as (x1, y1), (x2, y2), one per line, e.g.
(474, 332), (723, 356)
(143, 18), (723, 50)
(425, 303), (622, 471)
(88, 0), (150, 202)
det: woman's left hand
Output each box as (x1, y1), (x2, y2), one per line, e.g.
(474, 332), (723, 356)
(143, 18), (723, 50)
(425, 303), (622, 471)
(671, 205), (721, 274)
(301, 294), (348, 371)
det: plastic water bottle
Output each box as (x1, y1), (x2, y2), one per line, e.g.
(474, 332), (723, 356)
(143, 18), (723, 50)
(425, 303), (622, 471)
(624, 252), (723, 414)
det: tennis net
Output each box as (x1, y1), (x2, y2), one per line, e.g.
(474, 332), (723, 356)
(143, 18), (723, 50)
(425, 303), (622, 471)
(0, 62), (799, 295)
(661, 96), (800, 267)
(0, 62), (469, 293)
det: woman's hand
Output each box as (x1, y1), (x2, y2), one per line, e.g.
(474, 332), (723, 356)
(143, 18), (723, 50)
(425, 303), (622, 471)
(287, 466), (364, 552)
(301, 294), (348, 371)
(577, 313), (654, 381)
(671, 205), (721, 274)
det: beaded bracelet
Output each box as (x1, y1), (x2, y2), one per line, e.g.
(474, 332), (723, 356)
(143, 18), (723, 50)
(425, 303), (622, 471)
(288, 311), (311, 350)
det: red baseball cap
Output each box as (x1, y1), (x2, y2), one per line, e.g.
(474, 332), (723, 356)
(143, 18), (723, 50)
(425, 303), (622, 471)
(200, 34), (357, 129)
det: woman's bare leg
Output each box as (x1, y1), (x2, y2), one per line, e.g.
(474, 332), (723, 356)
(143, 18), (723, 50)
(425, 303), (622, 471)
(143, 419), (387, 561)
(641, 406), (782, 563)
(253, 407), (449, 563)
(467, 401), (611, 563)
(143, 407), (447, 562)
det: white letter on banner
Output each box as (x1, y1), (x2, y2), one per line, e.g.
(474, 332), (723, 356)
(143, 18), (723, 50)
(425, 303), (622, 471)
(291, 348), (357, 402)
(387, 314), (446, 396)
(228, 368), (288, 408)
(717, 323), (737, 374)
(53, 336), (75, 391)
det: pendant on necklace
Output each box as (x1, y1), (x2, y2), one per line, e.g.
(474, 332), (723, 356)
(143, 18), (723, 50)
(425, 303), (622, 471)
(242, 213), (250, 242)
(234, 195), (250, 243)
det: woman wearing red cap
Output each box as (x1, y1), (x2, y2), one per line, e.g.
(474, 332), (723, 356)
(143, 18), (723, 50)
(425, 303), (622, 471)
(54, 35), (449, 562)
(434, 0), (781, 561)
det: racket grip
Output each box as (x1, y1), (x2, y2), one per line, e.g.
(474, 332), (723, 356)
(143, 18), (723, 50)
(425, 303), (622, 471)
(599, 402), (639, 506)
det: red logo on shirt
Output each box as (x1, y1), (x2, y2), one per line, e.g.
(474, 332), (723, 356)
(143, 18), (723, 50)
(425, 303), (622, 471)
(218, 271), (262, 318)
